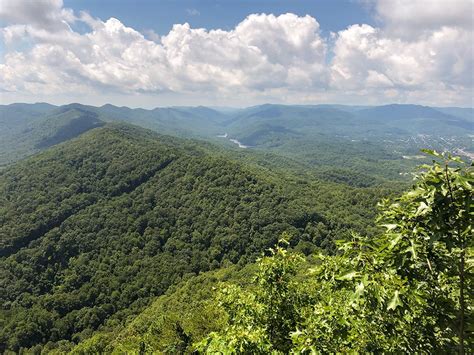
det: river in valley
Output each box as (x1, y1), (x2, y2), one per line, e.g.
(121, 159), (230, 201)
(217, 133), (249, 148)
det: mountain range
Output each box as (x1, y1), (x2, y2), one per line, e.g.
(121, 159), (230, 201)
(1, 102), (472, 172)
(0, 100), (472, 352)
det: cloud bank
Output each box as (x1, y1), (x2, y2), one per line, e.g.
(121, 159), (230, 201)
(0, 0), (472, 106)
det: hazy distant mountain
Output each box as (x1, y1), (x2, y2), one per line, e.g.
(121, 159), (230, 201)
(0, 105), (105, 165)
(0, 103), (227, 166)
(0, 103), (56, 135)
(0, 102), (472, 168)
(352, 104), (473, 133)
(34, 108), (105, 149)
(226, 103), (472, 140)
(223, 104), (472, 158)
(355, 104), (451, 120)
(434, 107), (474, 121)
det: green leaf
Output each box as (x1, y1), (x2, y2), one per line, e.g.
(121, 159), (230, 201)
(336, 270), (359, 281)
(389, 234), (403, 250)
(354, 282), (365, 297)
(382, 224), (398, 231)
(415, 201), (429, 216)
(387, 290), (402, 310)
(421, 148), (441, 158)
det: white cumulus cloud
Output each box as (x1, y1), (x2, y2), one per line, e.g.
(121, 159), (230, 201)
(0, 0), (472, 106)
(1, 10), (328, 98)
(330, 0), (473, 105)
(374, 0), (473, 37)
(0, 0), (75, 32)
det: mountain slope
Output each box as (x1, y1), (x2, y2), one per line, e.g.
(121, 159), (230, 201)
(0, 122), (390, 351)
(0, 103), (229, 166)
(0, 103), (56, 133)
(0, 106), (105, 166)
(1, 102), (471, 177)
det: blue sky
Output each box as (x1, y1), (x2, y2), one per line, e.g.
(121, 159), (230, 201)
(0, 0), (472, 107)
(63, 0), (375, 36)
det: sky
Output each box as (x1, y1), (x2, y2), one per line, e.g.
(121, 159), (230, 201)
(0, 0), (473, 108)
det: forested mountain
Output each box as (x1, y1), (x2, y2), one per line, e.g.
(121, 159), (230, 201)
(64, 151), (474, 353)
(1, 102), (472, 177)
(223, 104), (472, 177)
(0, 103), (226, 166)
(1, 0), (472, 352)
(435, 107), (474, 121)
(0, 107), (105, 165)
(220, 103), (472, 140)
(0, 103), (56, 132)
(0, 101), (471, 352)
(0, 123), (395, 352)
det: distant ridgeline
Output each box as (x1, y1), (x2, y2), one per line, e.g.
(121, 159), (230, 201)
(0, 123), (394, 351)
(0, 102), (472, 180)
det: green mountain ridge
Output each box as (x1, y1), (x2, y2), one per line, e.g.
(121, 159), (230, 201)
(1, 101), (471, 199)
(1, 102), (472, 171)
(0, 106), (105, 165)
(0, 122), (393, 351)
(0, 102), (470, 352)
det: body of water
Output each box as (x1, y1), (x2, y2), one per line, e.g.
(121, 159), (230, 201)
(217, 133), (249, 149)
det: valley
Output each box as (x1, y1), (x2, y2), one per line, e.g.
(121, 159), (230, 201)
(1, 1), (472, 352)
(217, 133), (249, 148)
(1, 102), (472, 179)
(0, 102), (471, 353)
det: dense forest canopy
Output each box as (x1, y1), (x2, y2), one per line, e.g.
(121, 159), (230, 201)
(0, 105), (471, 353)
(198, 151), (473, 353)
(1, 0), (473, 352)
(0, 123), (398, 352)
(1, 103), (472, 180)
(71, 151), (472, 354)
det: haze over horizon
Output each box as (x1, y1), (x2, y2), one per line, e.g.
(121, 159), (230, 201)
(1, 0), (473, 108)
(3, 101), (474, 111)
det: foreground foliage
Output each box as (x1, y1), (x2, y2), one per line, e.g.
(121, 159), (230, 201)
(198, 151), (473, 353)
(73, 151), (471, 353)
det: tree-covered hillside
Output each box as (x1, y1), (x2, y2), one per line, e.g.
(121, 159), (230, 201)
(0, 123), (392, 352)
(0, 103), (226, 166)
(1, 103), (472, 180)
(0, 106), (104, 166)
(71, 151), (472, 354)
